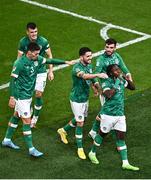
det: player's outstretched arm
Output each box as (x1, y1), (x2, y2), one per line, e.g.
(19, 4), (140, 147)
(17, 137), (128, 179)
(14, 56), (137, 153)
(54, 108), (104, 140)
(81, 73), (108, 80)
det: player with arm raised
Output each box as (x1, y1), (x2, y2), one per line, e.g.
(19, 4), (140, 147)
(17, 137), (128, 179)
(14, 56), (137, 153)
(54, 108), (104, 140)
(2, 42), (73, 157)
(88, 64), (139, 171)
(89, 38), (133, 139)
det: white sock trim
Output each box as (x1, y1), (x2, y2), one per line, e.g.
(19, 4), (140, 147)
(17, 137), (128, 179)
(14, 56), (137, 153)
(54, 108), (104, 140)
(122, 160), (129, 165)
(4, 138), (11, 142)
(29, 147), (34, 151)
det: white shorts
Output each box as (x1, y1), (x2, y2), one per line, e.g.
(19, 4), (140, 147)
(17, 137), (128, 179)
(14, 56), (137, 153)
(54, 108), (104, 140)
(100, 114), (126, 133)
(70, 100), (89, 122)
(35, 73), (47, 92)
(15, 98), (32, 118)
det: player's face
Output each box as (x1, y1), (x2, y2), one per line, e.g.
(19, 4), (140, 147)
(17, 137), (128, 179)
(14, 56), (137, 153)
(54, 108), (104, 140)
(81, 51), (92, 65)
(28, 50), (40, 60)
(27, 28), (38, 41)
(105, 43), (116, 56)
(111, 66), (121, 77)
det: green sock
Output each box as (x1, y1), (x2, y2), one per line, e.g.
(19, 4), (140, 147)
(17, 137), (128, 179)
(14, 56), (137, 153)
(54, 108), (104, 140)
(116, 140), (127, 160)
(75, 126), (83, 148)
(33, 97), (43, 117)
(91, 134), (103, 153)
(92, 119), (100, 132)
(5, 116), (19, 139)
(23, 124), (33, 149)
(64, 118), (76, 131)
(111, 130), (117, 141)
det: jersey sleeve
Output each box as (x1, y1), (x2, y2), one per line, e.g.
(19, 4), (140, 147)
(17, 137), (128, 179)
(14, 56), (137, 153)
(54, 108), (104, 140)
(72, 65), (84, 77)
(116, 53), (130, 75)
(18, 38), (25, 53)
(101, 79), (111, 92)
(11, 60), (23, 78)
(43, 38), (50, 52)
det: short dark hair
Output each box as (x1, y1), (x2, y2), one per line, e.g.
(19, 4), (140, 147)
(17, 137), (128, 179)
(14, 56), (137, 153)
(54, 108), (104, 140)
(27, 42), (40, 52)
(79, 47), (92, 56)
(105, 38), (117, 45)
(26, 22), (37, 30)
(106, 64), (119, 77)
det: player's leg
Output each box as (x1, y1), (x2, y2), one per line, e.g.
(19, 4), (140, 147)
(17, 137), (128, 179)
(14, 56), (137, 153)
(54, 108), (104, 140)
(57, 117), (76, 144)
(88, 133), (104, 164)
(89, 94), (104, 139)
(89, 116), (100, 139)
(19, 98), (43, 157)
(115, 116), (139, 171)
(89, 114), (112, 164)
(2, 111), (20, 149)
(31, 73), (47, 128)
(76, 121), (86, 159)
(76, 101), (89, 159)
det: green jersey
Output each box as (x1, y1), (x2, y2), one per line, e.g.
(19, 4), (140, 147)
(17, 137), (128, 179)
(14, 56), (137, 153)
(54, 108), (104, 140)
(11, 55), (66, 100)
(100, 77), (128, 116)
(95, 52), (130, 75)
(70, 62), (94, 103)
(18, 36), (50, 73)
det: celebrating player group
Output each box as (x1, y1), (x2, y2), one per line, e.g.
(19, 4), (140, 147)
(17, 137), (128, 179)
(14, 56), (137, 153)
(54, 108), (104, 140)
(1, 22), (139, 171)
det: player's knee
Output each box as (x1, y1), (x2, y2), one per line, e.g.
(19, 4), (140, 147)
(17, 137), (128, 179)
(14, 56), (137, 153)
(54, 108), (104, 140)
(21, 117), (31, 124)
(35, 91), (43, 98)
(77, 121), (84, 127)
(116, 130), (125, 140)
(96, 115), (101, 121)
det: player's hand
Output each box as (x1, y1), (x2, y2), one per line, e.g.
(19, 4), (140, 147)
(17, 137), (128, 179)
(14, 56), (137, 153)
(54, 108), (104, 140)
(8, 97), (16, 108)
(48, 71), (54, 81)
(126, 74), (133, 81)
(97, 73), (108, 79)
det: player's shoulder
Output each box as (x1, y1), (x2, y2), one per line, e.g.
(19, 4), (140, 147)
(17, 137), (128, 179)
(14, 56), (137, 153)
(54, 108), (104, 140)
(13, 57), (24, 67)
(96, 53), (105, 63)
(114, 52), (122, 59)
(72, 62), (83, 73)
(38, 36), (48, 43)
(19, 36), (28, 43)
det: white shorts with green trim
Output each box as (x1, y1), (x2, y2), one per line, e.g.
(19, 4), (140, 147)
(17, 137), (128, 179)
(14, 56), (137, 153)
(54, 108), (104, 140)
(70, 100), (89, 122)
(100, 114), (126, 133)
(35, 72), (47, 92)
(15, 98), (32, 118)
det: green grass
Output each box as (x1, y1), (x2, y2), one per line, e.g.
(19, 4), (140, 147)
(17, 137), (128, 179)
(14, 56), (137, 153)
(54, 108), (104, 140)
(0, 0), (151, 178)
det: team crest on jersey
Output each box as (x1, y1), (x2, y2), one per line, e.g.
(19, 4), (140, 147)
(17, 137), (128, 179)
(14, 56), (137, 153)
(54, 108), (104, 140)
(34, 61), (38, 66)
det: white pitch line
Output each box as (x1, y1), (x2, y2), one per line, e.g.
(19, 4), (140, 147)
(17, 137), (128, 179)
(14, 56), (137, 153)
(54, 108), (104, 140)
(0, 0), (151, 90)
(19, 0), (151, 37)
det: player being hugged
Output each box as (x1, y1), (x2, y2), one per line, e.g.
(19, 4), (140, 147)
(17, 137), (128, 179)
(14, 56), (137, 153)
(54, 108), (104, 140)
(88, 64), (139, 171)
